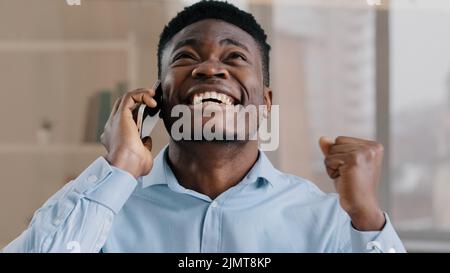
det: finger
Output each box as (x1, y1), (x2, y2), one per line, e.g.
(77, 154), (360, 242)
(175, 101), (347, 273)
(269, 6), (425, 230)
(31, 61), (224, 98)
(328, 143), (363, 155)
(119, 88), (157, 112)
(142, 136), (153, 152)
(323, 153), (351, 179)
(319, 136), (334, 156)
(128, 88), (157, 108)
(324, 154), (347, 171)
(335, 136), (374, 145)
(104, 97), (123, 130)
(110, 97), (122, 118)
(326, 167), (341, 180)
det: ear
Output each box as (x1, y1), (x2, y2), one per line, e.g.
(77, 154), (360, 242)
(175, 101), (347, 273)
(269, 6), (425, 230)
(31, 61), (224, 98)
(263, 86), (272, 116)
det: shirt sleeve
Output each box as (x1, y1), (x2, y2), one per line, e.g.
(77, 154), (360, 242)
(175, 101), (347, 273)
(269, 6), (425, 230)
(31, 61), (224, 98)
(348, 213), (406, 253)
(2, 157), (137, 253)
(338, 211), (406, 253)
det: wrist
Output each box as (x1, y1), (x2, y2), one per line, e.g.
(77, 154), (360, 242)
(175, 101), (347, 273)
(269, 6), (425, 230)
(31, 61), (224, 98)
(350, 209), (385, 231)
(105, 149), (142, 178)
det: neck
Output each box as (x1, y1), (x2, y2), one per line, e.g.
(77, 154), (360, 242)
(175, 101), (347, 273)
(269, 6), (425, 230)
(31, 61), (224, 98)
(167, 140), (259, 199)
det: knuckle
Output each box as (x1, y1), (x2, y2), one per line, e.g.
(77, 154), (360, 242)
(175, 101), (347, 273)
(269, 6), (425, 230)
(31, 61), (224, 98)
(362, 145), (378, 160)
(122, 92), (132, 100)
(126, 88), (142, 96)
(364, 142), (384, 160)
(374, 142), (384, 154)
(367, 148), (376, 159)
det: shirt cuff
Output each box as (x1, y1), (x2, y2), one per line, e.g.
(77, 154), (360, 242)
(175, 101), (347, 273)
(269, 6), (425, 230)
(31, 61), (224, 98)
(350, 212), (406, 253)
(76, 156), (138, 214)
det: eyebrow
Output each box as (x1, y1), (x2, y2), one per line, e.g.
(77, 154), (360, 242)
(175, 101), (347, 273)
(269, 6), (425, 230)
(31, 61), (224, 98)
(172, 38), (198, 53)
(171, 38), (250, 53)
(219, 38), (249, 53)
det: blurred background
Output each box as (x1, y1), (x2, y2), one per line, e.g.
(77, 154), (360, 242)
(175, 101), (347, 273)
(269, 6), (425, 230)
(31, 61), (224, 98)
(0, 0), (449, 252)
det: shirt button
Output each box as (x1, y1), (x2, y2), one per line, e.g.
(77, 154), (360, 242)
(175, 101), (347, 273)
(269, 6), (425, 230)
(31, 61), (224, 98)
(366, 241), (382, 252)
(53, 218), (61, 226)
(211, 201), (218, 208)
(388, 248), (396, 253)
(87, 175), (98, 183)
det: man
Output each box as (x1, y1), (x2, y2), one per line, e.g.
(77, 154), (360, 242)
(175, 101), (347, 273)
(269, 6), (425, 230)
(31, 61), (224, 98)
(4, 1), (405, 252)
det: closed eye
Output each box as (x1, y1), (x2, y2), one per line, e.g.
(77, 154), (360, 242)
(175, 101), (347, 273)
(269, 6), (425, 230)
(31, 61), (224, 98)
(226, 52), (247, 61)
(173, 52), (196, 62)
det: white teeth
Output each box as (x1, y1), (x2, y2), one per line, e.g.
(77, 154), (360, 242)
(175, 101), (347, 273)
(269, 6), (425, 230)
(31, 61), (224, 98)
(204, 101), (217, 105)
(193, 95), (201, 105)
(191, 91), (234, 105)
(218, 93), (226, 103)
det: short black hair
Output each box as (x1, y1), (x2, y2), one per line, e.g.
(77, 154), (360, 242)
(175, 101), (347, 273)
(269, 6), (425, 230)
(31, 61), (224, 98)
(157, 0), (271, 86)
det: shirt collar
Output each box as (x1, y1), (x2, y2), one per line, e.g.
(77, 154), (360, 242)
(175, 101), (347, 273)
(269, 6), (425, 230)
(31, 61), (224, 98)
(140, 145), (280, 189)
(139, 145), (169, 188)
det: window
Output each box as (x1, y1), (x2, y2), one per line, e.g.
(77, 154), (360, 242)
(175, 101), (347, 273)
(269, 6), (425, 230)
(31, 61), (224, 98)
(390, 0), (450, 251)
(271, 0), (450, 252)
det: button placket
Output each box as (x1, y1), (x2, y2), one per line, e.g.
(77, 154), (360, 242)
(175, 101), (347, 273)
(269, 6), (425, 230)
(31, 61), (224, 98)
(199, 181), (248, 252)
(200, 201), (221, 252)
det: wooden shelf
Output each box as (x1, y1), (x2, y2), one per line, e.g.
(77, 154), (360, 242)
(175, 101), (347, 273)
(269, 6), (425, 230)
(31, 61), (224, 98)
(0, 33), (138, 88)
(0, 39), (129, 52)
(0, 143), (105, 154)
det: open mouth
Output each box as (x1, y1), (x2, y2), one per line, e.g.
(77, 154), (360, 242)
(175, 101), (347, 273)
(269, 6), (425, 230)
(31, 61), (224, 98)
(191, 91), (235, 106)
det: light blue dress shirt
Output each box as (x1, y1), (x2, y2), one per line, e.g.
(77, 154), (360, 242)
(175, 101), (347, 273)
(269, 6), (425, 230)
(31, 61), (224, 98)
(3, 146), (405, 253)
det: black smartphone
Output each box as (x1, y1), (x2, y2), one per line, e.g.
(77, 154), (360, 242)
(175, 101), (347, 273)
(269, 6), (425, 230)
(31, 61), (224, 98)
(136, 80), (162, 139)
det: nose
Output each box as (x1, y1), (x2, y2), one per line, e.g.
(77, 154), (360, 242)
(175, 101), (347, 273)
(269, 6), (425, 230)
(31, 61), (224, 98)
(191, 60), (230, 80)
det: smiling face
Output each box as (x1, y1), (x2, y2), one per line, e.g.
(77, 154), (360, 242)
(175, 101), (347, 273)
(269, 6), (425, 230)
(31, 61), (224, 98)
(159, 19), (272, 141)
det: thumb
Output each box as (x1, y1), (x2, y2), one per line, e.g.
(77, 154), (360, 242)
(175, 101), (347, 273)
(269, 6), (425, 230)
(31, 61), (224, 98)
(319, 136), (334, 156)
(141, 136), (153, 152)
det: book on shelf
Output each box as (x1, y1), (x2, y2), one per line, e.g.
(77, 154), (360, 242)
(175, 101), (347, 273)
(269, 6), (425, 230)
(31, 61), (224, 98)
(83, 89), (111, 143)
(83, 81), (128, 143)
(96, 90), (112, 142)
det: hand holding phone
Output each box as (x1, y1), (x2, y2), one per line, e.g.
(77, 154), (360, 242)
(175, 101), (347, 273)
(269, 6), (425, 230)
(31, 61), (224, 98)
(101, 81), (161, 178)
(136, 80), (162, 139)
